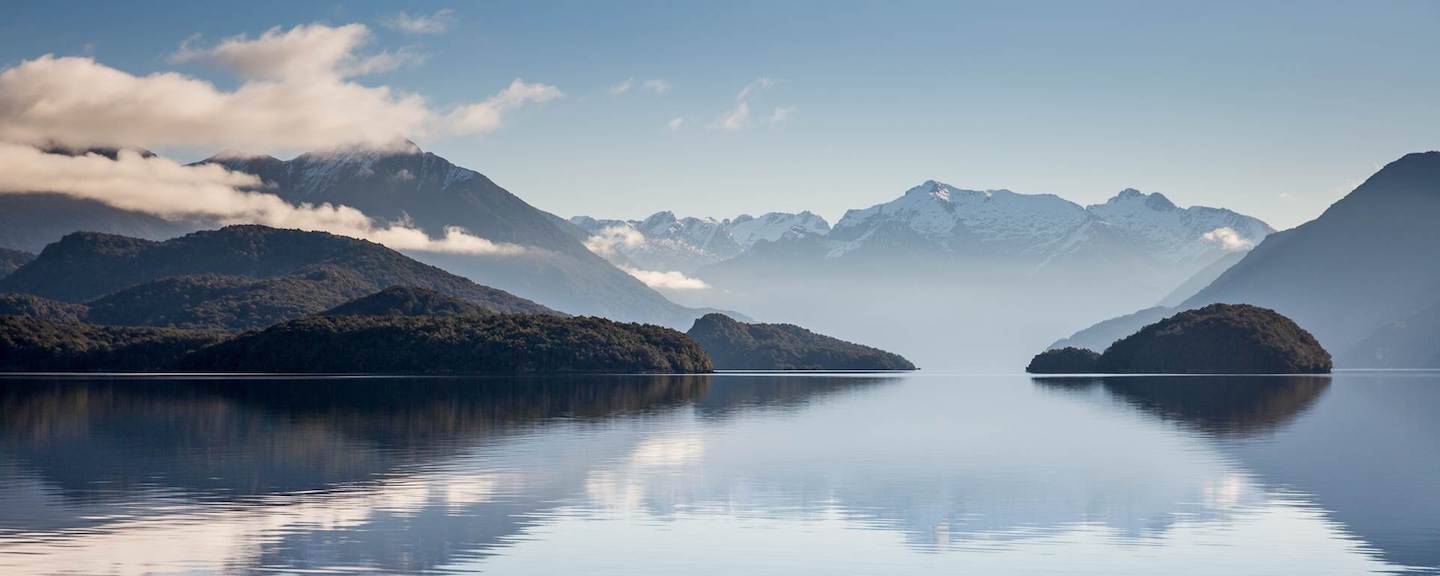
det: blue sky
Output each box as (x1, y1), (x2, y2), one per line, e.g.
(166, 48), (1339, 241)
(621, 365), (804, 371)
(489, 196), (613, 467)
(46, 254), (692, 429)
(3, 0), (1437, 229)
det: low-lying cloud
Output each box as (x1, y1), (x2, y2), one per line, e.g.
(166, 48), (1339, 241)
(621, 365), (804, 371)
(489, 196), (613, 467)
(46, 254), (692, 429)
(620, 266), (710, 291)
(0, 143), (525, 256)
(1201, 227), (1255, 251)
(0, 23), (559, 153)
(583, 225), (647, 256)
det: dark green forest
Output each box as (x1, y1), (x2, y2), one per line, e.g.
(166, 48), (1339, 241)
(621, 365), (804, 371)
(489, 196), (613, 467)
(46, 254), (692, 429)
(688, 313), (915, 370)
(184, 314), (712, 374)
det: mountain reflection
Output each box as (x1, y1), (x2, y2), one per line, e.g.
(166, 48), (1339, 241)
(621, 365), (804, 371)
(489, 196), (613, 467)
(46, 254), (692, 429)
(1033, 375), (1332, 437)
(1, 374), (1433, 575)
(0, 374), (890, 575)
(0, 375), (711, 498)
(1034, 373), (1439, 574)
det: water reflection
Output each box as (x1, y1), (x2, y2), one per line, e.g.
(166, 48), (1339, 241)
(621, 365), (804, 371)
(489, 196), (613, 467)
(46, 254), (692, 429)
(1033, 375), (1332, 436)
(0, 373), (1434, 574)
(1034, 373), (1439, 574)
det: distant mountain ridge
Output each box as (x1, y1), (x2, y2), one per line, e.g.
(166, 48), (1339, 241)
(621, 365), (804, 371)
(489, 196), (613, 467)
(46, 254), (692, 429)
(569, 211), (830, 273)
(650, 181), (1274, 370)
(821, 182), (1271, 266)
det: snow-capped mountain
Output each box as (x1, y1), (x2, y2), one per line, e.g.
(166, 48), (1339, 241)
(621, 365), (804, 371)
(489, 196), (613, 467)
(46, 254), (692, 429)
(825, 181), (1272, 266)
(571, 210), (830, 273)
(689, 181), (1275, 371)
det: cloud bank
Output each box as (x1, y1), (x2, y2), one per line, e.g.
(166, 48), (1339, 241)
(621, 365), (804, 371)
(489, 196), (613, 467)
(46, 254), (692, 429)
(583, 225), (647, 256)
(582, 226), (708, 290)
(0, 23), (560, 153)
(620, 266), (710, 291)
(0, 143), (524, 256)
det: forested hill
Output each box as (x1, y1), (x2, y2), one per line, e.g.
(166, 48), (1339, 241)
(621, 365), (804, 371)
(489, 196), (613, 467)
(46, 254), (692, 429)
(0, 226), (555, 327)
(687, 313), (915, 370)
(322, 286), (496, 317)
(183, 315), (712, 374)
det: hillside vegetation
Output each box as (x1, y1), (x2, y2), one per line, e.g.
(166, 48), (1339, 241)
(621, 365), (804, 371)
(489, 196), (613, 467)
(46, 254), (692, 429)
(687, 313), (915, 370)
(323, 286), (494, 317)
(0, 226), (555, 330)
(0, 316), (226, 372)
(0, 226), (554, 314)
(184, 315), (712, 374)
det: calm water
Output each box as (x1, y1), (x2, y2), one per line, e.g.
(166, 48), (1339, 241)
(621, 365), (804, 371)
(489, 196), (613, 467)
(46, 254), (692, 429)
(0, 372), (1437, 575)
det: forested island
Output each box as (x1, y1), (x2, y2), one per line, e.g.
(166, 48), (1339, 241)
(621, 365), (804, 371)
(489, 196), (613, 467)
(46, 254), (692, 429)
(1027, 304), (1332, 374)
(0, 300), (711, 374)
(687, 313), (915, 370)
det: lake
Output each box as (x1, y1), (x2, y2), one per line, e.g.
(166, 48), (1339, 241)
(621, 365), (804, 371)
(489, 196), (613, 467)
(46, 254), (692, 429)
(0, 371), (1436, 575)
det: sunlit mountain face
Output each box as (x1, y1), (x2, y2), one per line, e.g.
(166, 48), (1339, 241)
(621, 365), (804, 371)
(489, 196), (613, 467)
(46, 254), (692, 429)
(2, 372), (1437, 575)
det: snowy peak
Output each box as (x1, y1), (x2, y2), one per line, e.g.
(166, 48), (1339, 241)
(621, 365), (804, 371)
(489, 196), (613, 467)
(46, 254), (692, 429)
(1086, 188), (1273, 257)
(825, 181), (1274, 266)
(569, 210), (833, 272)
(728, 211), (831, 246)
(1095, 188), (1177, 211)
(202, 140), (480, 201)
(834, 180), (1088, 246)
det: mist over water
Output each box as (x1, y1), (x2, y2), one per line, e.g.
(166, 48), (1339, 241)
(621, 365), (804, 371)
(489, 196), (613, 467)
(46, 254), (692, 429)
(1, 372), (1436, 575)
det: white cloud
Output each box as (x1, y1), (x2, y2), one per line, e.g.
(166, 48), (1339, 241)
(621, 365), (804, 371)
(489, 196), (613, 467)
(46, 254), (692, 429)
(620, 266), (709, 291)
(712, 77), (782, 131)
(668, 117), (684, 131)
(584, 225), (646, 256)
(447, 79), (563, 135)
(736, 77), (776, 100)
(716, 101), (750, 132)
(643, 79), (671, 94)
(382, 9), (456, 35)
(768, 106), (795, 126)
(0, 23), (560, 153)
(0, 143), (524, 256)
(171, 23), (415, 80)
(1201, 227), (1255, 252)
(609, 78), (634, 94)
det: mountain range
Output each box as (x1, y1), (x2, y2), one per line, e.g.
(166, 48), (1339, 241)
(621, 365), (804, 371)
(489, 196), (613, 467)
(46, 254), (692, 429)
(571, 181), (1273, 368)
(569, 211), (831, 273)
(201, 143), (710, 327)
(0, 144), (712, 328)
(10, 139), (1436, 369)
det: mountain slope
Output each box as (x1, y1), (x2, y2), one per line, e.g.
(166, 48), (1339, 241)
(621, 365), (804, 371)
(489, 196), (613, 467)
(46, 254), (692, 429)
(323, 286), (494, 318)
(0, 194), (195, 253)
(1343, 299), (1440, 368)
(82, 269), (381, 330)
(0, 226), (555, 321)
(1180, 152), (1440, 356)
(1056, 152), (1440, 365)
(204, 144), (700, 326)
(0, 248), (34, 279)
